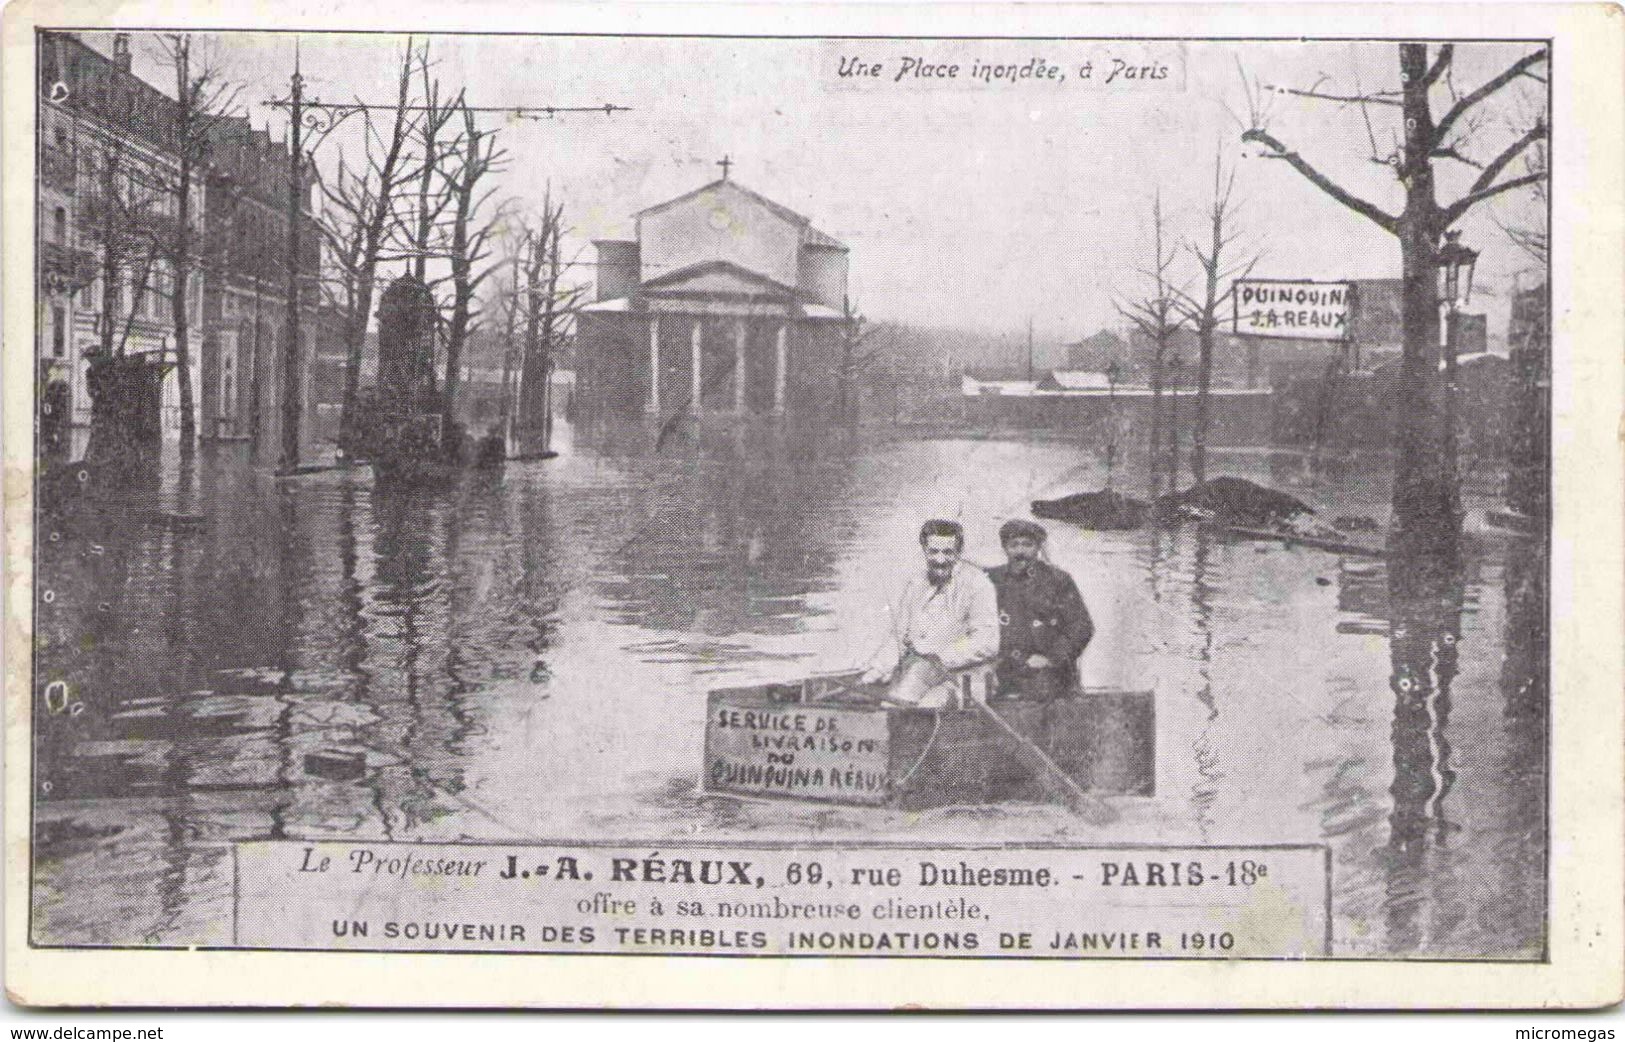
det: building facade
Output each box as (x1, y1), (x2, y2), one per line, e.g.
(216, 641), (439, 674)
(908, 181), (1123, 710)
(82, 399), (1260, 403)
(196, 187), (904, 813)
(36, 31), (329, 465)
(197, 111), (327, 462)
(576, 175), (851, 420)
(37, 31), (205, 456)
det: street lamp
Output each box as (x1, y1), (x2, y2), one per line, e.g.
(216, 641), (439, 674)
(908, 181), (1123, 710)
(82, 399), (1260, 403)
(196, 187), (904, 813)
(1436, 230), (1480, 308)
(1437, 230), (1476, 521)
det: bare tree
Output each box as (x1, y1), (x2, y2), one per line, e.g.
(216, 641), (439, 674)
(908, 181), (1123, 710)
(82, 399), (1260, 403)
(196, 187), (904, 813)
(147, 34), (243, 453)
(1491, 101), (1548, 268)
(1240, 43), (1547, 548)
(1115, 188), (1189, 498)
(837, 296), (874, 428)
(1172, 152), (1259, 486)
(80, 138), (155, 360)
(403, 42), (459, 282)
(493, 251), (523, 437)
(833, 300), (906, 427)
(75, 129), (171, 466)
(511, 192), (585, 454)
(440, 98), (508, 442)
(312, 39), (421, 456)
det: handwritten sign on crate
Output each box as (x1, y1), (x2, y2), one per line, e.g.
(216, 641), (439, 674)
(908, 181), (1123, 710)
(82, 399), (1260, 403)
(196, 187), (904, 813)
(705, 697), (892, 804)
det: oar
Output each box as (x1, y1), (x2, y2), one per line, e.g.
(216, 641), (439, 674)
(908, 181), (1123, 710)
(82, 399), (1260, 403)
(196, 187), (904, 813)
(970, 698), (1117, 825)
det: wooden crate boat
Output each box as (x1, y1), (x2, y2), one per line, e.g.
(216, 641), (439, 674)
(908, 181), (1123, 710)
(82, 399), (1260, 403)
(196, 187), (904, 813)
(703, 672), (1153, 811)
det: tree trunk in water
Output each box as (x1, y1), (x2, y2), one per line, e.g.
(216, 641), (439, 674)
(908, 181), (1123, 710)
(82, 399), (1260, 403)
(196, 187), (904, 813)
(518, 345), (548, 440)
(443, 197), (470, 452)
(172, 44), (196, 454)
(338, 273), (375, 457)
(1192, 327), (1212, 486)
(1148, 339), (1164, 498)
(85, 177), (123, 469)
(840, 337), (854, 428)
(517, 245), (546, 448)
(498, 311), (517, 439)
(1390, 43), (1457, 560)
(1168, 368), (1181, 492)
(173, 264), (195, 454)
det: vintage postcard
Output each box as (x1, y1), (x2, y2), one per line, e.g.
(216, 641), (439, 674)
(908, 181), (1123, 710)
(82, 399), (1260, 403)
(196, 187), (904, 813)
(3, 0), (1621, 1010)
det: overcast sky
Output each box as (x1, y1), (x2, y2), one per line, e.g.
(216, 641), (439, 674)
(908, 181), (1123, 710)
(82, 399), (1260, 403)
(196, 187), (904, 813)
(102, 32), (1546, 344)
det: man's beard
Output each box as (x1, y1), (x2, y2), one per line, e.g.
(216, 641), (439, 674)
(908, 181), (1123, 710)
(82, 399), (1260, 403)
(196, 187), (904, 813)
(1008, 556), (1035, 575)
(926, 562), (952, 585)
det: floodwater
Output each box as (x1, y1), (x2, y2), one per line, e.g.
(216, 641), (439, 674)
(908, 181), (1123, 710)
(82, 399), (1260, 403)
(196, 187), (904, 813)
(30, 421), (1545, 958)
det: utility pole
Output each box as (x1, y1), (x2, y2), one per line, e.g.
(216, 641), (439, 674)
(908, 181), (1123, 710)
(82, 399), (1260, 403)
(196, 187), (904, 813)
(279, 45), (305, 473)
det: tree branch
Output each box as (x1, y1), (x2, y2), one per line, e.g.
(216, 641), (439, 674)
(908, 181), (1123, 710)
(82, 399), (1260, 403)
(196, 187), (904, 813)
(1430, 145), (1484, 169)
(1432, 48), (1548, 149)
(1442, 171), (1547, 225)
(1421, 44), (1454, 88)
(1465, 120), (1545, 195)
(1266, 84), (1402, 106)
(1241, 128), (1399, 233)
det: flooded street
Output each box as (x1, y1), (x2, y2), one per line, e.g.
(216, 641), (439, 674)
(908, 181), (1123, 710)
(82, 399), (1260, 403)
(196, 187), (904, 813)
(31, 424), (1544, 959)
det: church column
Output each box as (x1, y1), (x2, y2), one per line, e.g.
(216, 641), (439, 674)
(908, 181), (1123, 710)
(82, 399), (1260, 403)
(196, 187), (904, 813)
(772, 323), (789, 415)
(646, 315), (661, 414)
(690, 319), (704, 415)
(733, 319), (748, 415)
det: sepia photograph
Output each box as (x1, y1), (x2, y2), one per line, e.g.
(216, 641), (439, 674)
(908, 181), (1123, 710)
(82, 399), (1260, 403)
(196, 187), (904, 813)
(6, 1), (1621, 1010)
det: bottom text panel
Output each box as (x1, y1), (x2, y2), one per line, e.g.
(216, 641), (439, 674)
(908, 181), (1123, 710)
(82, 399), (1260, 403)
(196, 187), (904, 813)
(235, 841), (1331, 958)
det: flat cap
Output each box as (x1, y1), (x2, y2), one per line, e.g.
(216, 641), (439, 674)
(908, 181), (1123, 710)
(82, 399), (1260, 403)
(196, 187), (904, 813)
(999, 518), (1048, 544)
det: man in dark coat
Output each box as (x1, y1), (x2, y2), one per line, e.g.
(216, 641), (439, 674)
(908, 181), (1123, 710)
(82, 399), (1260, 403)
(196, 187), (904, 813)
(986, 519), (1094, 701)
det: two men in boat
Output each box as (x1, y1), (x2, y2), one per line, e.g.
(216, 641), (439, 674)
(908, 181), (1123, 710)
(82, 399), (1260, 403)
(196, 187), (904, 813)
(861, 517), (1092, 705)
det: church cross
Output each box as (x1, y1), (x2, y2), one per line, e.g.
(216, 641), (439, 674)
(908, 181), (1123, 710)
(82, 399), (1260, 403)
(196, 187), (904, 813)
(717, 154), (733, 180)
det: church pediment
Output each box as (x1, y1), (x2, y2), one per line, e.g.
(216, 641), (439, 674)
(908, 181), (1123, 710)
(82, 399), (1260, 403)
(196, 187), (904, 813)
(642, 260), (799, 300)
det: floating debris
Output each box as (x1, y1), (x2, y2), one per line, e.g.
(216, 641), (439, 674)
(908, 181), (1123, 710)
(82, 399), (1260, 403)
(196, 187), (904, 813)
(1156, 476), (1314, 528)
(1031, 489), (1150, 530)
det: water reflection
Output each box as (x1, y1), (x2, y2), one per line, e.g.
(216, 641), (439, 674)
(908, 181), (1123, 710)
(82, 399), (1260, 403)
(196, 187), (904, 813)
(30, 430), (1545, 957)
(1187, 530), (1222, 841)
(1495, 536), (1549, 958)
(583, 424), (859, 649)
(1383, 536), (1464, 953)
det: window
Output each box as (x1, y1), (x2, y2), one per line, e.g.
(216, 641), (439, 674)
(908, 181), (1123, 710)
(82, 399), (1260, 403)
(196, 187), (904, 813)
(51, 305), (65, 357)
(149, 267), (167, 319)
(52, 206), (67, 243)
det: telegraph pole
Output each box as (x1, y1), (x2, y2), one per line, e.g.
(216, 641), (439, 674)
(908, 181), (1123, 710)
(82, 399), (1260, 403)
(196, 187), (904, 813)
(278, 45), (305, 473)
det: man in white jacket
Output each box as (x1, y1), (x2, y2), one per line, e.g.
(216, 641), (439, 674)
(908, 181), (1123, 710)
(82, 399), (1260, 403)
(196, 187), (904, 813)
(860, 518), (1000, 707)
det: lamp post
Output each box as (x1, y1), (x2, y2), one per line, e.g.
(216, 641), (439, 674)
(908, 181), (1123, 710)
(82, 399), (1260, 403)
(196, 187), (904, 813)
(1436, 230), (1479, 519)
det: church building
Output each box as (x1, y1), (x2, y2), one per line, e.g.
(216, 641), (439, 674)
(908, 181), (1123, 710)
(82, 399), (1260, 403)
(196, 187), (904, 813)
(576, 167), (851, 420)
